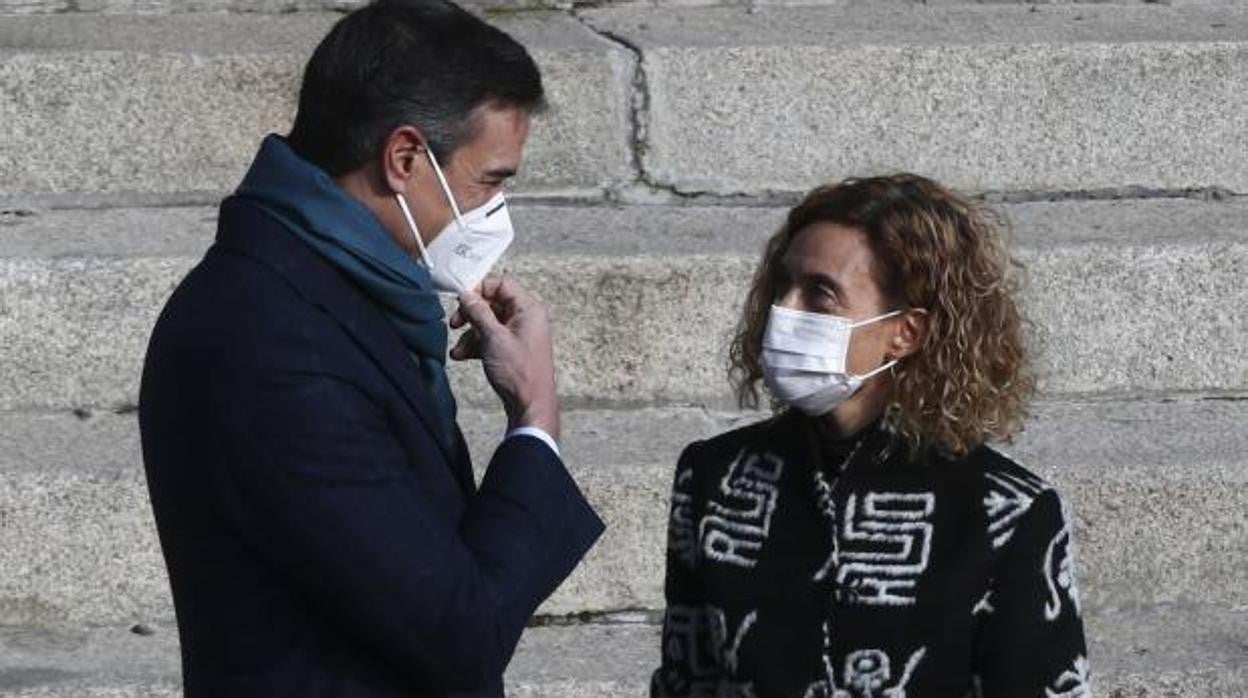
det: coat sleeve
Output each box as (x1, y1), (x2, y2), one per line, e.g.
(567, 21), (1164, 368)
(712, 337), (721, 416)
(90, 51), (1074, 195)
(214, 367), (604, 692)
(651, 442), (719, 697)
(972, 488), (1091, 697)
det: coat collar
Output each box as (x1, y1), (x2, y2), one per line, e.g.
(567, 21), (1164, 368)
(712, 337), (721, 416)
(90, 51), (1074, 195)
(213, 196), (473, 492)
(773, 410), (911, 478)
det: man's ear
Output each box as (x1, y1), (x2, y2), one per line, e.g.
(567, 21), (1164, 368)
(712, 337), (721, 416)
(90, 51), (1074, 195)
(381, 124), (429, 194)
(889, 308), (929, 360)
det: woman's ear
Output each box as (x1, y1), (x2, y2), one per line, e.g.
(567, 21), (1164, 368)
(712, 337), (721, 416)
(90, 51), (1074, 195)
(890, 308), (929, 360)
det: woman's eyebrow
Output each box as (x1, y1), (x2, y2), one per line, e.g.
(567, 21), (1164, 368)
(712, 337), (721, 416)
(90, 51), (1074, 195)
(804, 270), (844, 295)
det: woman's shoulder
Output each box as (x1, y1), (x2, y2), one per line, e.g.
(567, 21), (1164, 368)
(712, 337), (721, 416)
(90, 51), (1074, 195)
(959, 444), (1072, 554)
(965, 444), (1054, 495)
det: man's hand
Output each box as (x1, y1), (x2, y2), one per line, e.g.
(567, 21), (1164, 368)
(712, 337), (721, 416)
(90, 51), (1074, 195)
(449, 276), (560, 442)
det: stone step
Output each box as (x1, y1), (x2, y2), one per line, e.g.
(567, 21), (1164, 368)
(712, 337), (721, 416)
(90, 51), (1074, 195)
(0, 12), (632, 206)
(1, 397), (1245, 627)
(1, 603), (1245, 697)
(3, 6), (1248, 203)
(0, 0), (561, 14)
(581, 3), (1248, 196)
(0, 0), (365, 12)
(1, 0), (1232, 16)
(2, 198), (1246, 411)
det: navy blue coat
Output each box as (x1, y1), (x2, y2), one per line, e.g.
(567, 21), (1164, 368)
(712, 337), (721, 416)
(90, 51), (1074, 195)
(139, 197), (604, 697)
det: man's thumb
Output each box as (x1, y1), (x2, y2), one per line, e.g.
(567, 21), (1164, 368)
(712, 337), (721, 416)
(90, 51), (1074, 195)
(456, 291), (503, 334)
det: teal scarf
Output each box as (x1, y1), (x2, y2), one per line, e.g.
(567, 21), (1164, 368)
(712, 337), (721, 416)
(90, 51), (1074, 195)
(235, 134), (456, 448)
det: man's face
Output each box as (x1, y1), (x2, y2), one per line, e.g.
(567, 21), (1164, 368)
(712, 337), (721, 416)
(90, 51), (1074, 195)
(407, 103), (530, 244)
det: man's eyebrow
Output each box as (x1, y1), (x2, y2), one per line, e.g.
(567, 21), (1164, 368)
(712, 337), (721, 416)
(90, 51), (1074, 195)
(483, 167), (517, 180)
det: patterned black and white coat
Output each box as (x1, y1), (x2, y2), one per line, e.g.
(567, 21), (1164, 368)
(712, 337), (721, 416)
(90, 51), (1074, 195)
(651, 410), (1089, 698)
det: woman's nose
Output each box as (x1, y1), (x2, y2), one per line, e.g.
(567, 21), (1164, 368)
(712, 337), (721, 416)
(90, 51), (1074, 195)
(776, 286), (803, 310)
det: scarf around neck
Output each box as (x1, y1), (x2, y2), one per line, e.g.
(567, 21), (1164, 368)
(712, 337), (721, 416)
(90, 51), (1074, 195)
(234, 134), (457, 448)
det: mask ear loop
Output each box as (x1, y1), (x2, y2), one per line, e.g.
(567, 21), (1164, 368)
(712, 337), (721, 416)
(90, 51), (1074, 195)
(849, 309), (907, 381)
(395, 193), (434, 269)
(849, 308), (904, 328)
(853, 357), (899, 382)
(425, 147), (466, 229)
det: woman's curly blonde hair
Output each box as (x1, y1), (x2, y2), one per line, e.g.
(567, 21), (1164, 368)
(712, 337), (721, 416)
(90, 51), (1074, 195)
(728, 174), (1034, 459)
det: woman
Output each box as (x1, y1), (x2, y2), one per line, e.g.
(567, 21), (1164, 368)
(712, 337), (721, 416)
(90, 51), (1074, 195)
(652, 175), (1089, 697)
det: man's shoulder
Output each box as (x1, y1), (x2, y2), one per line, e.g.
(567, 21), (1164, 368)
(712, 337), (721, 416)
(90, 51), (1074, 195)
(146, 215), (350, 390)
(169, 197), (346, 330)
(157, 241), (321, 347)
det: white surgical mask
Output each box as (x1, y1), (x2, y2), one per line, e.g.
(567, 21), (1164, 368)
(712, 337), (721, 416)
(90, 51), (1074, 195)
(395, 148), (514, 294)
(761, 304), (902, 416)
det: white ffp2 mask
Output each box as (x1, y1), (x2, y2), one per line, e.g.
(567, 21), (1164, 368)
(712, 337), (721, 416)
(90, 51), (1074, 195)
(395, 148), (515, 294)
(761, 304), (901, 416)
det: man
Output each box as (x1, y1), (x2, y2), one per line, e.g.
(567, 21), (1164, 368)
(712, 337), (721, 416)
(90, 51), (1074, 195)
(138, 1), (604, 695)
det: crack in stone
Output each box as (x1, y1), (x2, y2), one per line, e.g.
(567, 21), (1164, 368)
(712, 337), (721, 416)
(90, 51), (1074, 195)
(5, 7), (1248, 209)
(1199, 394), (1248, 403)
(529, 607), (662, 627)
(570, 8), (700, 202)
(978, 186), (1240, 205)
(563, 9), (1247, 207)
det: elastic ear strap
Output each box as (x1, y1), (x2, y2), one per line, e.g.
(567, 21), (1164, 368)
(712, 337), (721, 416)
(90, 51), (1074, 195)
(395, 194), (434, 269)
(849, 309), (904, 328)
(425, 147), (465, 225)
(856, 358), (899, 382)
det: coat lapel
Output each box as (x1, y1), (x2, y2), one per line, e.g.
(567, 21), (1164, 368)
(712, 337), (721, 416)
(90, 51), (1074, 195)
(214, 197), (472, 489)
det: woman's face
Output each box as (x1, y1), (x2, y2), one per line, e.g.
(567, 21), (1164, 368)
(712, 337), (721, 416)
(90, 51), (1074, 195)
(775, 222), (898, 379)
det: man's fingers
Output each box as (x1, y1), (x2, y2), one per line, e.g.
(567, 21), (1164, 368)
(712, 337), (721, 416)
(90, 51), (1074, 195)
(449, 281), (500, 329)
(455, 289), (504, 334)
(449, 328), (481, 361)
(480, 276), (540, 325)
(480, 274), (532, 307)
(477, 275), (507, 302)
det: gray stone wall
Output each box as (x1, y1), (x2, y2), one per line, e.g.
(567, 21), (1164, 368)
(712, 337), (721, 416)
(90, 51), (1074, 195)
(2, 0), (1246, 694)
(4, 0), (1247, 17)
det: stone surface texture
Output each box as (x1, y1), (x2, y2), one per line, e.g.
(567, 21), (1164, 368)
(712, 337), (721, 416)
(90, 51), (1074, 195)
(0, 14), (632, 202)
(584, 4), (1248, 195)
(2, 2), (1246, 695)
(2, 200), (1245, 410)
(2, 605), (1246, 696)
(1, 399), (1244, 625)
